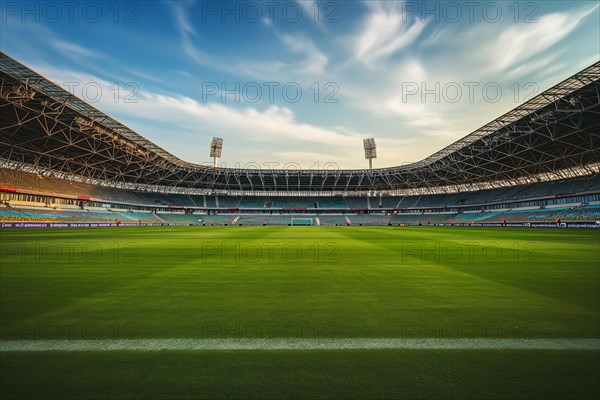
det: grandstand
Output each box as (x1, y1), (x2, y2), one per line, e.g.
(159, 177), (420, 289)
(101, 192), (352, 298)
(317, 214), (349, 226)
(2, 165), (599, 226)
(0, 52), (599, 228)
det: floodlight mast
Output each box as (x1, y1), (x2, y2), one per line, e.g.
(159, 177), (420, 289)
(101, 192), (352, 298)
(209, 137), (223, 168)
(363, 138), (377, 170)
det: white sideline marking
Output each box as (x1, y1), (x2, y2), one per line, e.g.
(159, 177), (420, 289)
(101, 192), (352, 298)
(1, 338), (599, 352)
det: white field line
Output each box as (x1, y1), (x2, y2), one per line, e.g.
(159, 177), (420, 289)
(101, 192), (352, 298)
(1, 338), (599, 352)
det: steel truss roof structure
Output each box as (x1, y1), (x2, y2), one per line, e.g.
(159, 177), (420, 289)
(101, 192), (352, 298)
(1, 51), (599, 194)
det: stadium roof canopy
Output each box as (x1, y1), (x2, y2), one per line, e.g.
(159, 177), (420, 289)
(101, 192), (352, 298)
(1, 52), (599, 194)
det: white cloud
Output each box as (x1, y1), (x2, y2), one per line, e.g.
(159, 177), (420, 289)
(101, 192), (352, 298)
(489, 5), (598, 73)
(167, 1), (328, 80)
(353, 0), (427, 66)
(128, 69), (163, 84)
(48, 39), (104, 60)
(505, 54), (560, 79)
(280, 34), (328, 75)
(167, 0), (196, 37)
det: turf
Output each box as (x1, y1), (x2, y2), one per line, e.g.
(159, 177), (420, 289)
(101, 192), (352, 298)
(2, 350), (599, 400)
(1, 226), (599, 398)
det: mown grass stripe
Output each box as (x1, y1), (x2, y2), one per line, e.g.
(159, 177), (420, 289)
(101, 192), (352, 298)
(1, 338), (599, 352)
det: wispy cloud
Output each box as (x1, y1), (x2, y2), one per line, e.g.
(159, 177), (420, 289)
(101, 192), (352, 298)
(168, 0), (196, 37)
(280, 34), (328, 75)
(505, 54), (561, 79)
(48, 39), (105, 60)
(167, 1), (328, 80)
(488, 4), (598, 73)
(352, 0), (427, 66)
(128, 69), (163, 84)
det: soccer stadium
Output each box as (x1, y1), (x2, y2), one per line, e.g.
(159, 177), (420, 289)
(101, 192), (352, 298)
(1, 1), (599, 399)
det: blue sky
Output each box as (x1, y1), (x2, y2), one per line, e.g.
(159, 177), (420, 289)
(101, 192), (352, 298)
(1, 1), (599, 168)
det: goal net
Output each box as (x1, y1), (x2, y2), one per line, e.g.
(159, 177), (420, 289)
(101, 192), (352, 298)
(291, 218), (314, 226)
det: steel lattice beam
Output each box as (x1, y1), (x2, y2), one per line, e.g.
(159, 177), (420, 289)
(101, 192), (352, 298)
(1, 51), (599, 194)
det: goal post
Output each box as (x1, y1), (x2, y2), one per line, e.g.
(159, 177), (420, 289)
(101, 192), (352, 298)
(291, 217), (314, 226)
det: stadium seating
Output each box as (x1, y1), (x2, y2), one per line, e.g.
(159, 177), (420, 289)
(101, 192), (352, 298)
(236, 215), (270, 226)
(269, 215), (304, 225)
(203, 214), (236, 225)
(205, 196), (218, 208)
(216, 196), (241, 208)
(238, 197), (266, 208)
(317, 215), (349, 225)
(115, 211), (162, 223)
(453, 212), (500, 223)
(389, 213), (455, 225)
(168, 194), (199, 207)
(157, 213), (219, 225)
(482, 205), (600, 223)
(344, 196), (369, 208)
(1, 202), (598, 225)
(234, 214), (315, 226)
(316, 197), (346, 209)
(347, 214), (390, 226)
(2, 167), (599, 226)
(0, 207), (118, 222)
(379, 196), (402, 208)
(396, 196), (421, 208)
(270, 197), (314, 209)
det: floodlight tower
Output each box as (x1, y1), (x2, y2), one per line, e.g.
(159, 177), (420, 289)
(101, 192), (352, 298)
(209, 137), (223, 168)
(363, 138), (377, 170)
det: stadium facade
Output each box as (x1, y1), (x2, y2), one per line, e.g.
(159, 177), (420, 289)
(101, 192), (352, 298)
(0, 52), (599, 227)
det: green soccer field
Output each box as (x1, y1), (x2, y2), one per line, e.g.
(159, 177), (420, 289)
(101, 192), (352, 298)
(1, 226), (599, 399)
